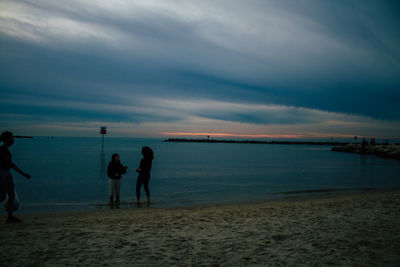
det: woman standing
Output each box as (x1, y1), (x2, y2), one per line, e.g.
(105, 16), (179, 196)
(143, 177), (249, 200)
(0, 131), (31, 223)
(107, 153), (127, 208)
(136, 146), (154, 206)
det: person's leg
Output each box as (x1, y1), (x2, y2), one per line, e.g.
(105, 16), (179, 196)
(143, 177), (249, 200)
(115, 193), (120, 208)
(115, 179), (121, 208)
(7, 192), (14, 220)
(109, 195), (114, 208)
(143, 174), (151, 205)
(109, 179), (114, 208)
(6, 174), (20, 223)
(0, 170), (8, 203)
(136, 175), (143, 206)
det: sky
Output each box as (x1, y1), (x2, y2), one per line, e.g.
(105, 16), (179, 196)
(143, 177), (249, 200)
(1, 0), (400, 139)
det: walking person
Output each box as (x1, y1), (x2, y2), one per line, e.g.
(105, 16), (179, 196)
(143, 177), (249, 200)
(136, 146), (154, 206)
(107, 153), (127, 209)
(0, 131), (31, 223)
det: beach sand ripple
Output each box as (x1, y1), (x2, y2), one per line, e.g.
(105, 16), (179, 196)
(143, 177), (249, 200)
(1, 190), (400, 266)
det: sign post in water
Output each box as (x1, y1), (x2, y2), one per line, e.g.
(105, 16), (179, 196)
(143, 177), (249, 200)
(100, 126), (107, 153)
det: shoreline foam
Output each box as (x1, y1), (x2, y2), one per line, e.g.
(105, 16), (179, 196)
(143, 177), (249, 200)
(16, 186), (390, 214)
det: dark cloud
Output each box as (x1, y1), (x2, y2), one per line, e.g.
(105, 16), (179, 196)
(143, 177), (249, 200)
(1, 0), (399, 137)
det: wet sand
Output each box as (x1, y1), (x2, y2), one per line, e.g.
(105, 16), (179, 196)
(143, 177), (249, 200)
(1, 190), (400, 266)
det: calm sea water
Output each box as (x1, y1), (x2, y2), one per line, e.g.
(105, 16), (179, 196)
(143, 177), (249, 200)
(6, 137), (400, 213)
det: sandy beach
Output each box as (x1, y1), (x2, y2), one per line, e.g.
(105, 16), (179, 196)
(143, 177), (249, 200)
(1, 190), (400, 266)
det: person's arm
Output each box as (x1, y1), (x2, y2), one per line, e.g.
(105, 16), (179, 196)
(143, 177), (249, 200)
(136, 159), (143, 173)
(12, 163), (30, 179)
(107, 164), (113, 178)
(4, 154), (31, 179)
(121, 164), (127, 174)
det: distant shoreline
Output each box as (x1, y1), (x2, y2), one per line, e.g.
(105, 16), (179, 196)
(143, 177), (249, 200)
(165, 138), (350, 146)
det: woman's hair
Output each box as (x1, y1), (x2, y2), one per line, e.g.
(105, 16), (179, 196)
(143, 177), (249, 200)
(142, 146), (154, 159)
(0, 131), (13, 142)
(111, 153), (119, 163)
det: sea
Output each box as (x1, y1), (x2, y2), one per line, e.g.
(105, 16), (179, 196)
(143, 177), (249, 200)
(5, 137), (400, 213)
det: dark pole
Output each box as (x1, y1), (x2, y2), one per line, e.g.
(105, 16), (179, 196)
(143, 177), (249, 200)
(100, 126), (107, 153)
(102, 134), (104, 153)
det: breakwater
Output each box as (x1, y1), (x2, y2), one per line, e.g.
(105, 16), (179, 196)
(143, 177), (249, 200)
(332, 144), (400, 161)
(164, 138), (349, 146)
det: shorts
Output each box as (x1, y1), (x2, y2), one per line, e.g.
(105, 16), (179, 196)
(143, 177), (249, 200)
(109, 178), (121, 195)
(0, 169), (19, 211)
(0, 169), (11, 202)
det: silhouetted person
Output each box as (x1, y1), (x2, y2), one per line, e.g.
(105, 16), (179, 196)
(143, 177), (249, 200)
(370, 138), (376, 146)
(107, 153), (127, 209)
(136, 146), (154, 206)
(0, 131), (31, 223)
(361, 138), (368, 154)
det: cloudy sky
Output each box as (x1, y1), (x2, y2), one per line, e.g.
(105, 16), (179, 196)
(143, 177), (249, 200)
(1, 0), (400, 139)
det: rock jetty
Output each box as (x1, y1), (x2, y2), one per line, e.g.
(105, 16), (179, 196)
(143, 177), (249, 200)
(332, 144), (400, 160)
(165, 138), (349, 146)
